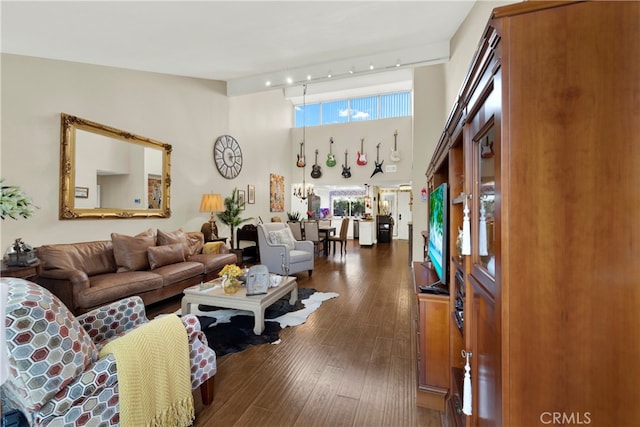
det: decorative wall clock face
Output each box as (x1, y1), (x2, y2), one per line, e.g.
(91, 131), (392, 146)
(214, 135), (243, 179)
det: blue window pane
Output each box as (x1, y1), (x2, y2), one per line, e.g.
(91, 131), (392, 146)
(322, 100), (349, 125)
(381, 92), (411, 118)
(350, 96), (378, 121)
(295, 103), (321, 127)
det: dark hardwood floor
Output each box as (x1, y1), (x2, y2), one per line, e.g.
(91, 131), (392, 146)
(147, 239), (443, 427)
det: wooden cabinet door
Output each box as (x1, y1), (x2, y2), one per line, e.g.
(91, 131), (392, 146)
(469, 278), (499, 426)
(416, 293), (450, 410)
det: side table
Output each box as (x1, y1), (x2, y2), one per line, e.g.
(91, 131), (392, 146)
(230, 249), (244, 264)
(1, 260), (43, 280)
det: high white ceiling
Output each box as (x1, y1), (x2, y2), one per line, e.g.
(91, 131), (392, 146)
(1, 1), (476, 97)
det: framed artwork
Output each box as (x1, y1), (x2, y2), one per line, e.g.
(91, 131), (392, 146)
(247, 185), (255, 204)
(147, 175), (162, 209)
(75, 187), (89, 198)
(237, 190), (246, 210)
(270, 173), (284, 212)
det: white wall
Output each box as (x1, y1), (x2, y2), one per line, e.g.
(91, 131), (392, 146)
(225, 90), (292, 236)
(290, 116), (414, 188)
(0, 54), (267, 248)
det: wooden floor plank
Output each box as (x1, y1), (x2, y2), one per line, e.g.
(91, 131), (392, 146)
(147, 238), (443, 427)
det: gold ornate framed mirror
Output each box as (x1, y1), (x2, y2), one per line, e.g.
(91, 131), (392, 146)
(59, 113), (172, 219)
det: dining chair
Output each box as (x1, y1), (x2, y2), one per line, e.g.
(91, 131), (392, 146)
(303, 221), (325, 256)
(328, 217), (350, 255)
(287, 221), (303, 240)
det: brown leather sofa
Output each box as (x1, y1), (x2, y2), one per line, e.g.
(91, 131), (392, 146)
(35, 229), (237, 314)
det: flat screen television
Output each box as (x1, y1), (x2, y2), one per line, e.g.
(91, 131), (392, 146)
(427, 182), (448, 286)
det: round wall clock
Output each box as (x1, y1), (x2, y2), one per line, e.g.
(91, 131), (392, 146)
(213, 135), (243, 179)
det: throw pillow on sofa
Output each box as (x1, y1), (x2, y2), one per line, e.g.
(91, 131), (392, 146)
(111, 229), (156, 272)
(157, 228), (205, 258)
(157, 229), (189, 256)
(268, 229), (296, 250)
(147, 243), (186, 269)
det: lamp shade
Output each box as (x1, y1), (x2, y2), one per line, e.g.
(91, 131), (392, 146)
(199, 193), (223, 213)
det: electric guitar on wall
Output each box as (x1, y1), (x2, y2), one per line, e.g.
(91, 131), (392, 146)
(481, 135), (495, 158)
(370, 143), (384, 178)
(296, 142), (306, 167)
(356, 137), (367, 166)
(389, 129), (400, 162)
(311, 149), (322, 179)
(326, 137), (337, 167)
(341, 150), (351, 178)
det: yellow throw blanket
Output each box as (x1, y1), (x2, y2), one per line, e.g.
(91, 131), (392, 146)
(99, 314), (194, 427)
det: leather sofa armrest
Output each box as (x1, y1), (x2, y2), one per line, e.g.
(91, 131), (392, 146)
(39, 268), (89, 284)
(36, 269), (89, 314)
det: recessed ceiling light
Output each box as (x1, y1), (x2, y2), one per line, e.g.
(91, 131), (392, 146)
(287, 77), (293, 84)
(266, 81), (271, 87)
(327, 70), (332, 78)
(307, 74), (311, 80)
(349, 67), (355, 74)
(369, 63), (374, 70)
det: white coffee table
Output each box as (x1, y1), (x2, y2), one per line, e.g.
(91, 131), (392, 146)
(181, 276), (298, 335)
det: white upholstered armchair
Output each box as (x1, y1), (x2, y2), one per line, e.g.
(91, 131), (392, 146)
(257, 223), (314, 276)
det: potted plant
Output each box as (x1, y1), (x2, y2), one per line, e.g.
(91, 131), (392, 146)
(217, 188), (253, 249)
(287, 211), (301, 222)
(1, 179), (37, 220)
(1, 179), (39, 266)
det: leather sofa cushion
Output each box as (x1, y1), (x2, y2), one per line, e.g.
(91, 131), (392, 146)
(151, 261), (204, 286)
(111, 229), (156, 272)
(80, 271), (163, 309)
(148, 243), (185, 269)
(188, 252), (237, 274)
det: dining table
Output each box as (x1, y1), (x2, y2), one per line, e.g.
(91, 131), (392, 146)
(318, 226), (336, 256)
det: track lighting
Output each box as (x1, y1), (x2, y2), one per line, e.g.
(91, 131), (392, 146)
(263, 57), (415, 89)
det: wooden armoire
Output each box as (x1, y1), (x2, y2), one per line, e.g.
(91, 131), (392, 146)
(422, 2), (640, 426)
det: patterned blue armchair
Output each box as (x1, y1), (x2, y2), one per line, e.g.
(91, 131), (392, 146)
(1, 277), (216, 426)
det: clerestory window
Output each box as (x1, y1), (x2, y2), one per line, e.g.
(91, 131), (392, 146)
(294, 91), (411, 127)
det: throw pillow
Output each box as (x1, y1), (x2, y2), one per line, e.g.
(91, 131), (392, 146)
(203, 241), (225, 255)
(157, 228), (188, 256)
(268, 229), (295, 250)
(111, 229), (156, 272)
(147, 243), (186, 269)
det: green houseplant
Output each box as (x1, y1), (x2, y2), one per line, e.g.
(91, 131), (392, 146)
(0, 179), (38, 220)
(287, 211), (301, 222)
(217, 188), (253, 249)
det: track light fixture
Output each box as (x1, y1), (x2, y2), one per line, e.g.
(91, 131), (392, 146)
(263, 57), (420, 89)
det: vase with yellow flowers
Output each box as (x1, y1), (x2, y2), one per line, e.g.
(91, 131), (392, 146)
(219, 263), (242, 294)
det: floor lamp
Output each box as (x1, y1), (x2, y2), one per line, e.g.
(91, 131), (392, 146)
(200, 193), (224, 241)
